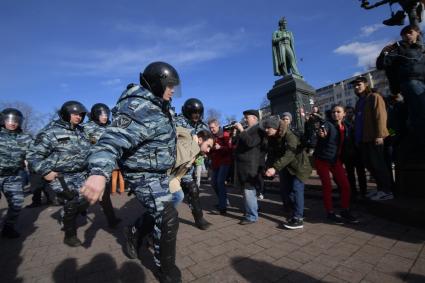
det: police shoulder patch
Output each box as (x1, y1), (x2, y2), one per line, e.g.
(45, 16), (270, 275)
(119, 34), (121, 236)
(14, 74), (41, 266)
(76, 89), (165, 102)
(113, 115), (132, 129)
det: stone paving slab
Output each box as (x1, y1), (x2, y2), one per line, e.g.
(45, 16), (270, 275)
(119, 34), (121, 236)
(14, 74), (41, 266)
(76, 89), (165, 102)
(0, 183), (424, 283)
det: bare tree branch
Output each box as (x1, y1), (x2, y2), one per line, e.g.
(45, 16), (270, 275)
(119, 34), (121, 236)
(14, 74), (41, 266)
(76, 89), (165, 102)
(205, 108), (222, 124)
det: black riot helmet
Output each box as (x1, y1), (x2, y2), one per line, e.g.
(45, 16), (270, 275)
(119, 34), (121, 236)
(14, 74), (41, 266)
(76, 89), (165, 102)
(140, 61), (180, 97)
(1, 108), (24, 129)
(182, 98), (204, 121)
(59, 100), (87, 122)
(90, 103), (111, 124)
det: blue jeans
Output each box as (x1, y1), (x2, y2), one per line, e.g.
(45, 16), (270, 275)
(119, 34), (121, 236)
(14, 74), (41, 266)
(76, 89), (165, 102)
(211, 165), (230, 210)
(279, 169), (304, 220)
(244, 188), (258, 222)
(171, 190), (184, 208)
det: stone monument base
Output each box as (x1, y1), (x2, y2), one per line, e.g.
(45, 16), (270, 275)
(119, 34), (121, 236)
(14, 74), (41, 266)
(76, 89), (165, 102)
(267, 74), (315, 131)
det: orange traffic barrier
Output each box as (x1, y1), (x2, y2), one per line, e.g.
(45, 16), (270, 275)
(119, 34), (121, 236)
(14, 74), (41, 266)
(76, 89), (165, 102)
(111, 169), (125, 194)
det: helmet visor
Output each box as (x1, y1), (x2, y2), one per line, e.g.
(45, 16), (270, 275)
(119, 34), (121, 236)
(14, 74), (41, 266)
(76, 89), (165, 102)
(172, 83), (182, 98)
(163, 76), (182, 98)
(4, 113), (23, 126)
(99, 109), (109, 118)
(98, 110), (109, 124)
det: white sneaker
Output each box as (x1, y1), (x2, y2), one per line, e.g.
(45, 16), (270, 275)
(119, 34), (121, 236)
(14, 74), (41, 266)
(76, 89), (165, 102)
(258, 194), (264, 200)
(370, 191), (394, 201)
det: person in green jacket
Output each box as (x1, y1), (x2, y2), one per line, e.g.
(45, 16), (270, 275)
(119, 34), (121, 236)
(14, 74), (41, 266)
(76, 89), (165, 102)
(262, 116), (312, 230)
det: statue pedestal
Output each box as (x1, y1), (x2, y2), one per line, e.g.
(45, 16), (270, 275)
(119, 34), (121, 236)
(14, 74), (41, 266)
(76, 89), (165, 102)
(267, 75), (315, 131)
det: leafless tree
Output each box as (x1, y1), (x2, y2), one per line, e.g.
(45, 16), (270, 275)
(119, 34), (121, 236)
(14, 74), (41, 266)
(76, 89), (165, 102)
(0, 101), (47, 135)
(205, 108), (222, 124)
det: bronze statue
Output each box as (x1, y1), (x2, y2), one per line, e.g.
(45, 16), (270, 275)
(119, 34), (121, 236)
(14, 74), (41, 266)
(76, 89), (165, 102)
(272, 17), (301, 77)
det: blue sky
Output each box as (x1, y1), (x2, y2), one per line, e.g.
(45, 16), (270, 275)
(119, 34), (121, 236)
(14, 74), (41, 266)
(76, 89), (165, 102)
(0, 0), (413, 122)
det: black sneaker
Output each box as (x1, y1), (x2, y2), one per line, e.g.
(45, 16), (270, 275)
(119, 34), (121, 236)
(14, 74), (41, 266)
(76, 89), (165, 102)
(124, 225), (139, 259)
(340, 210), (359, 224)
(283, 218), (303, 230)
(63, 235), (82, 247)
(327, 212), (344, 225)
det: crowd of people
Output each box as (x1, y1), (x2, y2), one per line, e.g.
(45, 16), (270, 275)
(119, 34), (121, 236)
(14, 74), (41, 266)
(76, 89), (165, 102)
(0, 24), (421, 283)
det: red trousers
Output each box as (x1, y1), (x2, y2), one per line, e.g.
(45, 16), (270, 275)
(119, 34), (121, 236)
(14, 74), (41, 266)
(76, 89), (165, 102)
(314, 158), (351, 212)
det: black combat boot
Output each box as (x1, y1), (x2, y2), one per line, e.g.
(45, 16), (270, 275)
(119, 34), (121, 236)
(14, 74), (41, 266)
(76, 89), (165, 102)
(156, 266), (182, 283)
(124, 213), (155, 259)
(157, 203), (181, 283)
(63, 200), (82, 247)
(184, 181), (211, 230)
(192, 210), (211, 230)
(63, 230), (82, 247)
(124, 225), (140, 259)
(1, 225), (20, 239)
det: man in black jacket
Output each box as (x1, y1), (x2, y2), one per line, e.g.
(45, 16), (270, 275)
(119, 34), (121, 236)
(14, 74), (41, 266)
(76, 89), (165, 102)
(233, 110), (266, 225)
(377, 24), (425, 142)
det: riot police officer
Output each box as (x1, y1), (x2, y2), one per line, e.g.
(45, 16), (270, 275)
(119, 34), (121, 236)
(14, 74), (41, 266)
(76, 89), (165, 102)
(27, 101), (91, 247)
(81, 62), (181, 283)
(83, 103), (121, 228)
(84, 103), (111, 143)
(175, 98), (211, 230)
(0, 108), (32, 238)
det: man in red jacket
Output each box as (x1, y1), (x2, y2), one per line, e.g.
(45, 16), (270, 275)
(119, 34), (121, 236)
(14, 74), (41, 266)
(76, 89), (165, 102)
(208, 119), (234, 214)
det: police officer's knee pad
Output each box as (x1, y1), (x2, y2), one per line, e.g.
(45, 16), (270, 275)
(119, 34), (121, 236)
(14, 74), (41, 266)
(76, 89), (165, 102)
(160, 202), (179, 239)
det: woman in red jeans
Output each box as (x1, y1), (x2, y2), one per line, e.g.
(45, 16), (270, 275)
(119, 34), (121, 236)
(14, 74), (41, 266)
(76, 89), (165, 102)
(314, 104), (358, 224)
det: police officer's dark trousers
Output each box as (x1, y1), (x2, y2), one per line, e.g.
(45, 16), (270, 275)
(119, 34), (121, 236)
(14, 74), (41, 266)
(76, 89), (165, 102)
(0, 174), (24, 237)
(99, 181), (120, 227)
(128, 173), (181, 283)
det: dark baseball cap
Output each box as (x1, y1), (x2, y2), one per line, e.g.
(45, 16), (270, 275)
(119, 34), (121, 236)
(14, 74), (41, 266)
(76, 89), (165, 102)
(243, 109), (259, 119)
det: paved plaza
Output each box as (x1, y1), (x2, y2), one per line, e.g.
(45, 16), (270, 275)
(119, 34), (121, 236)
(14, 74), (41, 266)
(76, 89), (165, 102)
(0, 182), (424, 283)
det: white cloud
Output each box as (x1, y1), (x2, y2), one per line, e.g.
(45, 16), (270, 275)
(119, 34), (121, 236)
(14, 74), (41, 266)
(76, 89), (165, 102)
(59, 23), (249, 76)
(101, 78), (122, 86)
(334, 41), (389, 69)
(360, 24), (384, 37)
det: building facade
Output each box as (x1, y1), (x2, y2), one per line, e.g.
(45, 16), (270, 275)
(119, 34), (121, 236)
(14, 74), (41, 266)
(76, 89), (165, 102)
(314, 69), (390, 113)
